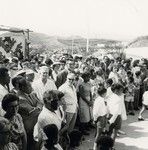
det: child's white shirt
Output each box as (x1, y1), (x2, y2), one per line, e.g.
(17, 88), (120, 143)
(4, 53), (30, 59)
(107, 93), (122, 124)
(93, 96), (108, 122)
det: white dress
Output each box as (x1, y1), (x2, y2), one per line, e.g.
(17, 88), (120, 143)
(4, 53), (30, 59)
(142, 91), (148, 106)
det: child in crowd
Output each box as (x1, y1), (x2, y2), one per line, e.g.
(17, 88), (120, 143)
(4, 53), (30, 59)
(105, 78), (113, 101)
(93, 88), (109, 150)
(133, 71), (142, 110)
(138, 86), (148, 121)
(42, 124), (63, 150)
(125, 76), (135, 115)
(68, 129), (83, 150)
(96, 134), (114, 150)
(107, 84), (123, 147)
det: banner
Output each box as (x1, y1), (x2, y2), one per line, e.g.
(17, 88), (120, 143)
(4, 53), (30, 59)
(0, 33), (26, 60)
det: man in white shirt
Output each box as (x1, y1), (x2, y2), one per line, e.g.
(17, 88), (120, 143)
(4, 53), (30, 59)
(59, 73), (78, 133)
(34, 90), (63, 149)
(32, 66), (57, 103)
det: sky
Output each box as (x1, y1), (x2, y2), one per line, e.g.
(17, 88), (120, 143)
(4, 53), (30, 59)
(0, 0), (148, 40)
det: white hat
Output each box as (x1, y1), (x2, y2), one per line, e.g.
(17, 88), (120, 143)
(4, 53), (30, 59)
(25, 69), (34, 75)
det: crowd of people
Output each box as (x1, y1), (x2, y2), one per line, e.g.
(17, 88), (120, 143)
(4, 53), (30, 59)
(0, 52), (148, 150)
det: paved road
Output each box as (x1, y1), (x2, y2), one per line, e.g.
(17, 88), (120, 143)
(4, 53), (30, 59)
(79, 111), (148, 150)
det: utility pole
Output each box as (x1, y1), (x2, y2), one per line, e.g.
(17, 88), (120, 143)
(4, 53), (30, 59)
(86, 37), (89, 53)
(71, 38), (74, 55)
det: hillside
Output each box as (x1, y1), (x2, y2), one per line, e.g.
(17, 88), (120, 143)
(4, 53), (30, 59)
(127, 36), (148, 48)
(0, 32), (123, 55)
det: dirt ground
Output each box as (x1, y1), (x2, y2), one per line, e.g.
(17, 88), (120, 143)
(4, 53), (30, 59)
(79, 110), (148, 150)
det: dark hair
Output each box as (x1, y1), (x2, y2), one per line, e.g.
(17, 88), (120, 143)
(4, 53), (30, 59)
(3, 59), (9, 64)
(43, 124), (58, 148)
(43, 90), (59, 103)
(97, 135), (114, 150)
(128, 76), (134, 83)
(12, 76), (23, 88)
(2, 93), (19, 111)
(106, 78), (113, 86)
(48, 68), (52, 76)
(127, 70), (133, 76)
(69, 129), (82, 147)
(97, 88), (107, 96)
(45, 58), (53, 66)
(135, 71), (141, 76)
(18, 78), (28, 91)
(81, 71), (90, 79)
(0, 67), (8, 78)
(111, 83), (123, 93)
(132, 59), (139, 67)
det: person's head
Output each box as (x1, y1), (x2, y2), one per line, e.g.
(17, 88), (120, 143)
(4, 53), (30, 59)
(0, 67), (10, 85)
(26, 69), (35, 82)
(96, 68), (103, 76)
(66, 60), (74, 72)
(21, 60), (30, 69)
(103, 56), (109, 63)
(127, 70), (133, 77)
(39, 66), (49, 81)
(43, 90), (59, 111)
(96, 135), (114, 150)
(59, 60), (66, 70)
(11, 75), (23, 90)
(52, 62), (61, 71)
(67, 73), (75, 86)
(69, 129), (82, 148)
(3, 58), (10, 67)
(2, 94), (19, 116)
(74, 61), (79, 69)
(135, 71), (141, 77)
(128, 76), (134, 83)
(132, 59), (139, 67)
(106, 78), (113, 88)
(111, 83), (124, 96)
(18, 78), (32, 94)
(112, 66), (118, 73)
(81, 71), (90, 82)
(45, 58), (53, 67)
(97, 87), (107, 98)
(43, 124), (59, 148)
(74, 69), (80, 80)
(0, 117), (11, 145)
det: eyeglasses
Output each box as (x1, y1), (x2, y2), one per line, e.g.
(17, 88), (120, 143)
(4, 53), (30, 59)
(68, 78), (75, 81)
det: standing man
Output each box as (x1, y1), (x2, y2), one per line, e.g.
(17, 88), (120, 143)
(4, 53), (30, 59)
(0, 67), (10, 116)
(56, 59), (75, 88)
(59, 73), (78, 133)
(32, 66), (57, 103)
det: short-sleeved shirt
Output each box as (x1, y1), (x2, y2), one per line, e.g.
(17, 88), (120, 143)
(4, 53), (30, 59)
(34, 106), (62, 141)
(93, 96), (108, 122)
(59, 82), (78, 113)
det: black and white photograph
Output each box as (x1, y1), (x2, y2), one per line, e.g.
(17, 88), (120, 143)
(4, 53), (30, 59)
(0, 0), (148, 149)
